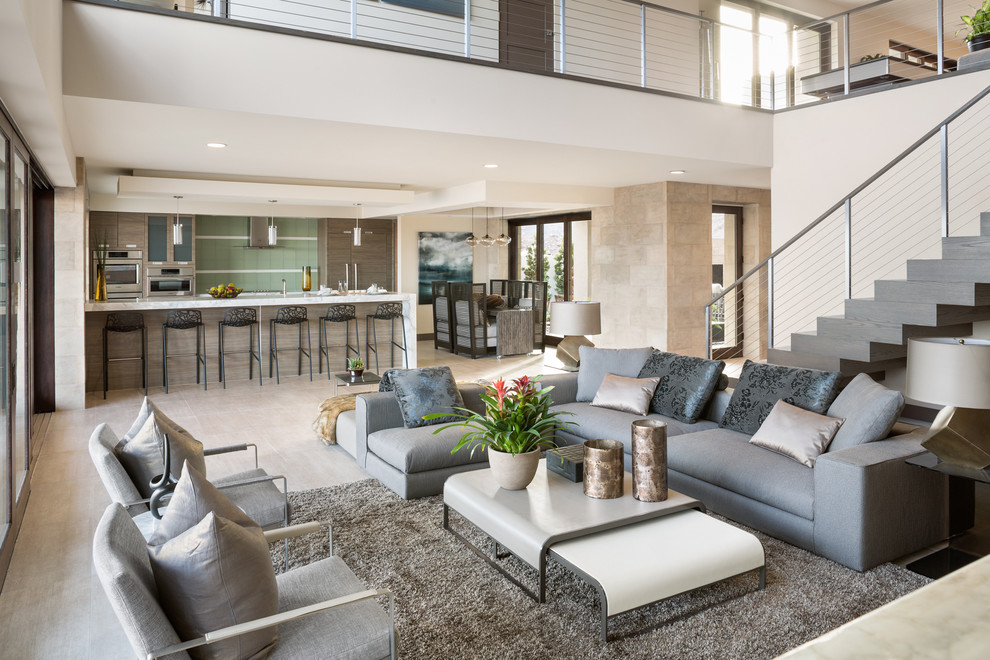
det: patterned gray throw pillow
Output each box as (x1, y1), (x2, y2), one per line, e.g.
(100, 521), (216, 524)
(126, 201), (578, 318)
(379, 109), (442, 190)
(378, 368), (403, 393)
(719, 360), (842, 435)
(637, 350), (726, 424)
(390, 366), (466, 428)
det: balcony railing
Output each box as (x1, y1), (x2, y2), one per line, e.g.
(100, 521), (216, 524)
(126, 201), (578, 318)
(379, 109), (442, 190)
(107, 0), (983, 111)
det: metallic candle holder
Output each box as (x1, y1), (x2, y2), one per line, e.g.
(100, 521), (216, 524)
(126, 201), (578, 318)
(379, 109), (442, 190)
(583, 438), (625, 499)
(631, 419), (668, 502)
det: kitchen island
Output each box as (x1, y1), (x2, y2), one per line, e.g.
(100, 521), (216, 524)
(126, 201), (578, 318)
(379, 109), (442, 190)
(84, 292), (417, 393)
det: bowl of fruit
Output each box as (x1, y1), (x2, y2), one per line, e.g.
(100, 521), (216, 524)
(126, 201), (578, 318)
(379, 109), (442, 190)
(208, 283), (243, 299)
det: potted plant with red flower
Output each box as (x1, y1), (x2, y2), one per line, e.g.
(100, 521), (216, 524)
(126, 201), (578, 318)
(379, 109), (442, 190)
(426, 375), (574, 490)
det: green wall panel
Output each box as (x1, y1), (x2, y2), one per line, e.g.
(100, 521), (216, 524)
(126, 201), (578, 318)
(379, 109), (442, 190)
(195, 216), (320, 293)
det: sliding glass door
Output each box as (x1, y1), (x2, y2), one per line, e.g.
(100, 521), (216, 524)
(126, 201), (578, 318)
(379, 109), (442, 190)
(12, 152), (28, 499)
(0, 130), (8, 549)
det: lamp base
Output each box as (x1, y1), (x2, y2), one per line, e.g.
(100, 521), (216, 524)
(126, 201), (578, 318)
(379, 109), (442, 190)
(922, 406), (990, 470)
(556, 335), (594, 371)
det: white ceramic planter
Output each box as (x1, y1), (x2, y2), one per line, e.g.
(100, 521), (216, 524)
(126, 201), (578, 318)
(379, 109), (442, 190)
(487, 448), (540, 490)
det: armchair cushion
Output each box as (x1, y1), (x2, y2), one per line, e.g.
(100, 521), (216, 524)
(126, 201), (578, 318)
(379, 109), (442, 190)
(148, 512), (279, 660)
(719, 360), (841, 435)
(826, 373), (905, 452)
(390, 366), (465, 429)
(149, 462), (258, 545)
(114, 412), (206, 498)
(637, 350), (726, 423)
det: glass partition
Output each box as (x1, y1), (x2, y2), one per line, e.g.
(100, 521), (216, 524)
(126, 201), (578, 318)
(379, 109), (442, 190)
(0, 131), (8, 546)
(12, 152), (27, 498)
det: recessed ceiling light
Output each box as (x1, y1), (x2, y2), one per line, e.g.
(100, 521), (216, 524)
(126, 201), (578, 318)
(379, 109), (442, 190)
(669, 169), (686, 175)
(484, 163), (499, 169)
(206, 142), (227, 149)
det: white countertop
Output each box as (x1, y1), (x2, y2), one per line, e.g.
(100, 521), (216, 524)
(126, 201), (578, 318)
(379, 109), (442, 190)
(84, 291), (414, 312)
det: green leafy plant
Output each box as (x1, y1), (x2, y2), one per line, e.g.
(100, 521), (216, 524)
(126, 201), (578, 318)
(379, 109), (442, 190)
(347, 357), (364, 370)
(959, 1), (990, 41)
(426, 376), (575, 457)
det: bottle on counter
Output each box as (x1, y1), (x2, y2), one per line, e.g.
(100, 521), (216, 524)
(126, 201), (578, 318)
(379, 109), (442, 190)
(302, 266), (312, 292)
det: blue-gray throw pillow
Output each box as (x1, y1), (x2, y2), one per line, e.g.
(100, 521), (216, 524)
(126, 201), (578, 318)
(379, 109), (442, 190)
(826, 373), (904, 452)
(719, 360), (842, 435)
(637, 350), (726, 424)
(575, 346), (654, 402)
(390, 366), (466, 429)
(379, 368), (402, 393)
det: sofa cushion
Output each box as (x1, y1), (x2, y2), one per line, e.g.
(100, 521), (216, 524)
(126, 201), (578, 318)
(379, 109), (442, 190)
(826, 373), (905, 452)
(148, 513), (279, 660)
(637, 350), (726, 423)
(390, 366), (466, 429)
(749, 400), (844, 468)
(668, 428), (815, 520)
(550, 402), (718, 450)
(719, 360), (842, 435)
(368, 424), (489, 474)
(575, 346), (654, 401)
(591, 374), (660, 415)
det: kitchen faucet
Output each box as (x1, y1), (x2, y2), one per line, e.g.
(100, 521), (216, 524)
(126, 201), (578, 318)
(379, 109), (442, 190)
(281, 278), (287, 296)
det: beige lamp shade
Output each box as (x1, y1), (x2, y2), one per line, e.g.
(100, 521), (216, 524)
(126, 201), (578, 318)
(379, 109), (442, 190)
(906, 337), (990, 409)
(549, 301), (601, 336)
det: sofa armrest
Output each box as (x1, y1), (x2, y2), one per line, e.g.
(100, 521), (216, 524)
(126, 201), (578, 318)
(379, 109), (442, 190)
(813, 429), (949, 571)
(354, 392), (405, 468)
(539, 372), (579, 406)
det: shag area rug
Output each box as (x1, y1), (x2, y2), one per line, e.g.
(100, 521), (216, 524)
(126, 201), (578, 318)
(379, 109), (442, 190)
(272, 479), (929, 659)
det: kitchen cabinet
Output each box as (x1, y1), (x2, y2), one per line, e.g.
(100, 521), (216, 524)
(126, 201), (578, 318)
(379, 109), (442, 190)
(90, 212), (146, 251)
(325, 218), (395, 291)
(116, 213), (145, 249)
(147, 214), (195, 264)
(90, 212), (118, 251)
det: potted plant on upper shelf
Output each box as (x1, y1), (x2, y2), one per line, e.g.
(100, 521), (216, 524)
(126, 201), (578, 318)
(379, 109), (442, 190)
(347, 357), (364, 380)
(427, 376), (575, 490)
(960, 1), (990, 52)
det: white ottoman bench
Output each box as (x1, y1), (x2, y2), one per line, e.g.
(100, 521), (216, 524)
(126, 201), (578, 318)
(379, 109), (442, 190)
(549, 509), (766, 641)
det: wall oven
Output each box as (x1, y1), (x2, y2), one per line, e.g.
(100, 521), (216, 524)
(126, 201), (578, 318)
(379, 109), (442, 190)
(95, 250), (143, 299)
(146, 266), (195, 297)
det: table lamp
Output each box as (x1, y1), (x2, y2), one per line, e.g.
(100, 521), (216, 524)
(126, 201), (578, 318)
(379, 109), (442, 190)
(906, 337), (990, 469)
(549, 301), (601, 371)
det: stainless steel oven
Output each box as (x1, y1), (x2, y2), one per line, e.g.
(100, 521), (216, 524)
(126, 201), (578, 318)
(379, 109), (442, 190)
(146, 266), (195, 297)
(95, 250), (143, 299)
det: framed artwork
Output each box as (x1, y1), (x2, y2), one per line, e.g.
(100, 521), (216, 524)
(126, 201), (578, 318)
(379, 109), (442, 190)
(418, 232), (473, 304)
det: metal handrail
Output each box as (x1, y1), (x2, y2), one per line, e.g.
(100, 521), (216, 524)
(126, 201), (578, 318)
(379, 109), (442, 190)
(705, 81), (990, 312)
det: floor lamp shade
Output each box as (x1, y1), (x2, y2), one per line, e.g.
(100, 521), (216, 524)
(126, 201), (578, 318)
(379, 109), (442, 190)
(550, 302), (601, 370)
(907, 337), (990, 469)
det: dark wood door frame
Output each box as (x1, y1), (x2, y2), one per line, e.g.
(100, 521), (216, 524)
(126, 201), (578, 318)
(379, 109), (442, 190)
(32, 187), (54, 413)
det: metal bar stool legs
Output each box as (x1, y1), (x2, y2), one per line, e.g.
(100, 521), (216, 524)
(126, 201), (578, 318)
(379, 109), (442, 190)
(162, 309), (207, 394)
(319, 305), (360, 379)
(103, 312), (148, 399)
(269, 306), (313, 384)
(218, 307), (263, 388)
(366, 302), (408, 374)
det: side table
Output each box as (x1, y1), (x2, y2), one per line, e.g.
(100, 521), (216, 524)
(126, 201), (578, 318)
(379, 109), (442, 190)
(905, 451), (985, 578)
(332, 371), (381, 397)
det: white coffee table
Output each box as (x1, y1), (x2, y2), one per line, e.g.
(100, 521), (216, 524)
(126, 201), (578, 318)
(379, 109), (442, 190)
(442, 460), (765, 640)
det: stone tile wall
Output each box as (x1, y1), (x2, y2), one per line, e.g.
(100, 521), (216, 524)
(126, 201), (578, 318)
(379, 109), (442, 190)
(53, 158), (87, 410)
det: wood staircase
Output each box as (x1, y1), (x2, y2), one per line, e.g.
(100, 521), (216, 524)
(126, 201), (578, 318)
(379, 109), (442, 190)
(767, 212), (990, 379)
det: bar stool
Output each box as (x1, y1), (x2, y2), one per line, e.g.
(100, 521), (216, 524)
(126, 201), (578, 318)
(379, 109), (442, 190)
(366, 302), (408, 374)
(218, 307), (263, 389)
(269, 306), (313, 384)
(318, 304), (361, 378)
(162, 309), (207, 394)
(103, 312), (148, 399)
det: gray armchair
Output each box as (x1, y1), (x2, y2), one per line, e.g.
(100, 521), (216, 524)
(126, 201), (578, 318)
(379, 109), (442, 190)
(93, 503), (396, 660)
(89, 423), (290, 535)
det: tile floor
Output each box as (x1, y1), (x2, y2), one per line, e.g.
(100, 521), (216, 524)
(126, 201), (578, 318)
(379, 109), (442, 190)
(0, 342), (561, 659)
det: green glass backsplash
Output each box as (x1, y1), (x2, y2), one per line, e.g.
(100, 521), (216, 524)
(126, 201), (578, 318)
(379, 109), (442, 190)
(195, 216), (319, 293)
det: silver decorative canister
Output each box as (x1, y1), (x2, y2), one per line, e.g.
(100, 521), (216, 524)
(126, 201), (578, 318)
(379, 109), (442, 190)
(631, 419), (668, 502)
(583, 439), (625, 499)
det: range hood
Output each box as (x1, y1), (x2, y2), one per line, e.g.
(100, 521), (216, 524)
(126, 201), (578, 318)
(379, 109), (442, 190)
(246, 216), (278, 248)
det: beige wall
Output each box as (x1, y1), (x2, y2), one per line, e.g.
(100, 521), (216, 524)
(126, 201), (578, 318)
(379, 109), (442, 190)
(591, 181), (770, 357)
(53, 157), (87, 410)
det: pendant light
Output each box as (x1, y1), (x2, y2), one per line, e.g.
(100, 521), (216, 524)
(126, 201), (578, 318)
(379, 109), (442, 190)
(268, 200), (278, 246)
(173, 196), (184, 246)
(353, 203), (362, 247)
(478, 208), (495, 247)
(465, 208), (478, 247)
(495, 207), (511, 246)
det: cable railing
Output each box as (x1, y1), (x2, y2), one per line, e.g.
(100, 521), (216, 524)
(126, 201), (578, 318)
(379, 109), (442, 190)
(106, 0), (981, 110)
(705, 83), (990, 363)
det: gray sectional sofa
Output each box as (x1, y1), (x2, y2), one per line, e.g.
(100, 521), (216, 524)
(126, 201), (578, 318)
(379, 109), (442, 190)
(336, 353), (952, 571)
